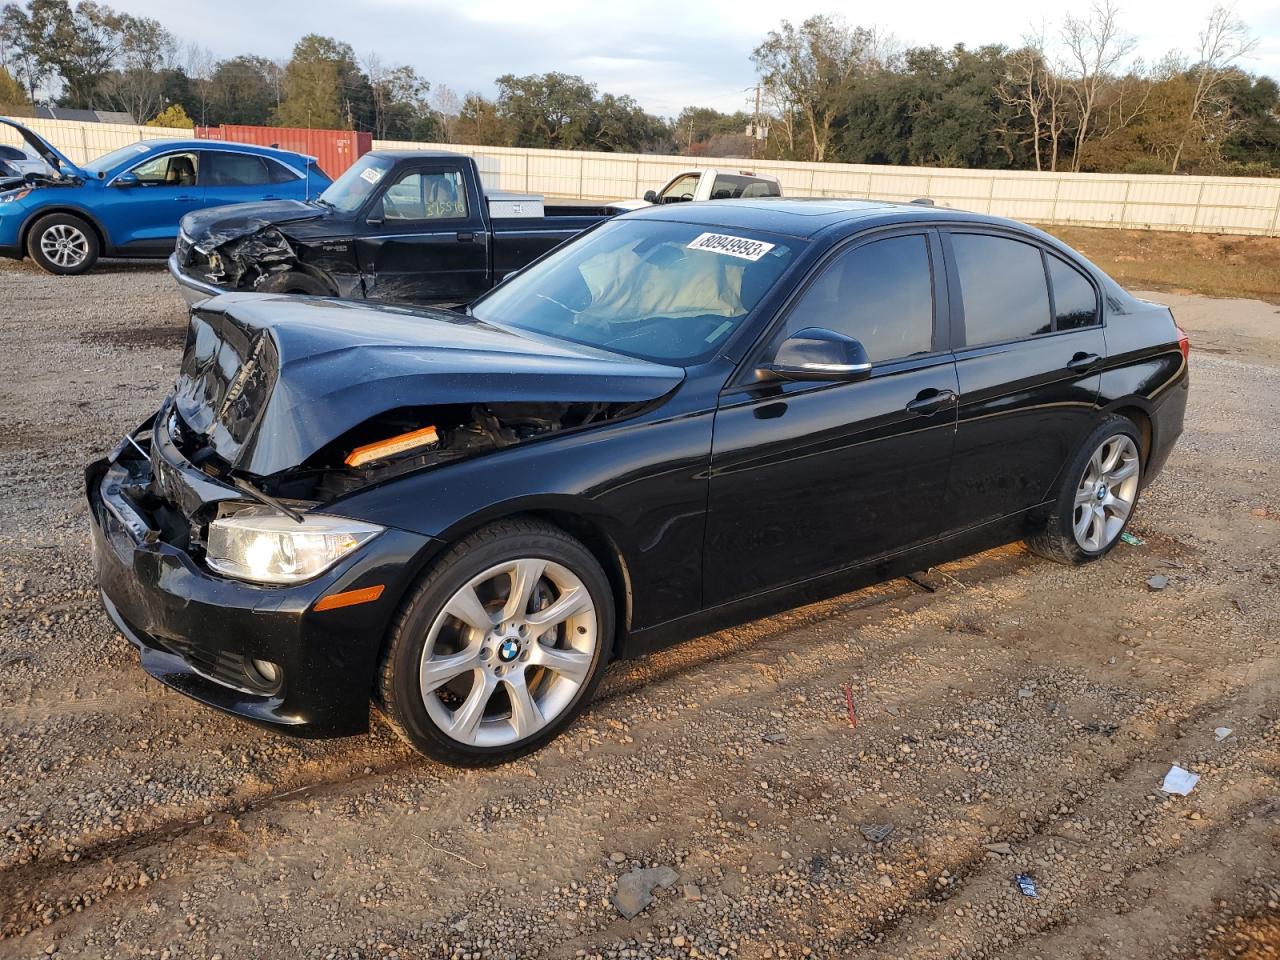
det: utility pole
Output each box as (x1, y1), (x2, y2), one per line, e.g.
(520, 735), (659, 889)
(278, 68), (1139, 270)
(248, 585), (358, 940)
(751, 84), (762, 160)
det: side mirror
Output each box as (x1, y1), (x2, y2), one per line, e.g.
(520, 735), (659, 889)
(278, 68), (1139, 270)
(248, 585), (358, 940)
(113, 172), (139, 187)
(643, 190), (657, 203)
(756, 327), (872, 383)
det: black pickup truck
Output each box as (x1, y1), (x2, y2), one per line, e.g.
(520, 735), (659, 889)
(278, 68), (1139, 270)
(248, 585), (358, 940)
(169, 150), (615, 306)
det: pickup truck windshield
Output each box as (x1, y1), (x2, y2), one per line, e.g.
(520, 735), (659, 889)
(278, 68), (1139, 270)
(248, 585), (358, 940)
(317, 155), (394, 213)
(471, 219), (799, 365)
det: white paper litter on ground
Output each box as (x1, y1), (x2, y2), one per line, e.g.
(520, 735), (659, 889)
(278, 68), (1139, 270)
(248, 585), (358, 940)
(1161, 765), (1200, 795)
(1214, 727), (1233, 742)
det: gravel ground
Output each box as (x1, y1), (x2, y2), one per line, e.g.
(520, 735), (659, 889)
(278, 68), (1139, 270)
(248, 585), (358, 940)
(0, 257), (1277, 960)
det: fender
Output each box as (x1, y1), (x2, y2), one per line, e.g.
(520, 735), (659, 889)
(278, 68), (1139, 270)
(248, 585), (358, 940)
(323, 394), (718, 634)
(21, 203), (114, 253)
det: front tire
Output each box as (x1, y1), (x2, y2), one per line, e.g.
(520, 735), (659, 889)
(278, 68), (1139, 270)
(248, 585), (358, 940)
(1027, 415), (1143, 565)
(377, 519), (614, 767)
(26, 213), (99, 275)
(254, 269), (332, 296)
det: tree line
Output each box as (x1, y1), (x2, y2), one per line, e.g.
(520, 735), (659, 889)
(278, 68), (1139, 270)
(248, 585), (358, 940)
(1, 0), (1276, 176)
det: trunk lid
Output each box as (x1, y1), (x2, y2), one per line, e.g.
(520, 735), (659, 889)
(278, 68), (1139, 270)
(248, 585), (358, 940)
(173, 293), (685, 476)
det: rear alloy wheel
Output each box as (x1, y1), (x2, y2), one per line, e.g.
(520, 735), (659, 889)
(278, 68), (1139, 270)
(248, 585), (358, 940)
(1071, 434), (1140, 552)
(27, 213), (99, 275)
(378, 519), (612, 766)
(1027, 415), (1144, 564)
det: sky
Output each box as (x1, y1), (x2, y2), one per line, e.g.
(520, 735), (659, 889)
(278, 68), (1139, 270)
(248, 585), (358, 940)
(115, 0), (1280, 117)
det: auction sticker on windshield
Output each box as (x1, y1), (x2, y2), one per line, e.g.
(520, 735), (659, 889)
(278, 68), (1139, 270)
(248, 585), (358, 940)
(360, 167), (384, 185)
(687, 232), (775, 262)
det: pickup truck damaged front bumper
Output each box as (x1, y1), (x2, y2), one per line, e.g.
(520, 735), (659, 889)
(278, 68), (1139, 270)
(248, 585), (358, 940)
(168, 252), (223, 307)
(86, 418), (439, 737)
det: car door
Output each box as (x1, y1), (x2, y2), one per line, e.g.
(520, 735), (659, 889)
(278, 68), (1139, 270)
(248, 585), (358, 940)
(354, 162), (489, 303)
(704, 230), (959, 606)
(102, 150), (204, 254)
(201, 151), (303, 208)
(941, 230), (1108, 529)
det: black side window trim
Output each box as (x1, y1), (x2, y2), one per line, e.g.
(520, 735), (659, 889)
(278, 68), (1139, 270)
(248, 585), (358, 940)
(726, 226), (950, 392)
(942, 227), (1105, 352)
(1044, 250), (1102, 332)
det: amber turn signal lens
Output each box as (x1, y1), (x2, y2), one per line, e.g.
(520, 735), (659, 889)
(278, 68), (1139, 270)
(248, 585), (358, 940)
(344, 425), (439, 468)
(314, 584), (385, 612)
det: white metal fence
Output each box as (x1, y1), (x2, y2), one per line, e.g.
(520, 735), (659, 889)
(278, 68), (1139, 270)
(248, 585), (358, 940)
(5, 116), (1278, 236)
(375, 139), (1280, 237)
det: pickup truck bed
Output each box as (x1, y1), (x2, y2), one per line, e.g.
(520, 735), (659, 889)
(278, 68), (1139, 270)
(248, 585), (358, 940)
(170, 151), (615, 306)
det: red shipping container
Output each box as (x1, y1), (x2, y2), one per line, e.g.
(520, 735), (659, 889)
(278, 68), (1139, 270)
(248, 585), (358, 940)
(195, 124), (372, 179)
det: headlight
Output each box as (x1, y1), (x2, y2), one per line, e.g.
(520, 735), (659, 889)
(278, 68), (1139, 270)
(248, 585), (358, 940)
(0, 189), (31, 204)
(206, 506), (383, 584)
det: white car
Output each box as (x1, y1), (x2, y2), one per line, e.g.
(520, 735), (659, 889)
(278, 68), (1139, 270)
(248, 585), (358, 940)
(612, 168), (782, 211)
(0, 143), (52, 179)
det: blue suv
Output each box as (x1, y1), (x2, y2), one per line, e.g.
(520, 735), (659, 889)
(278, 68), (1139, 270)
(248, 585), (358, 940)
(0, 119), (331, 274)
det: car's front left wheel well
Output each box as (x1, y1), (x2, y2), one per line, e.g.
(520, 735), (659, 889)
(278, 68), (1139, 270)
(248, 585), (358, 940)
(525, 509), (633, 653)
(21, 207), (108, 253)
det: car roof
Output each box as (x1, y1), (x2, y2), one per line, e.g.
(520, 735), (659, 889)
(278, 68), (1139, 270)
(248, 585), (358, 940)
(622, 197), (1037, 241)
(366, 149), (467, 160)
(130, 139), (315, 162)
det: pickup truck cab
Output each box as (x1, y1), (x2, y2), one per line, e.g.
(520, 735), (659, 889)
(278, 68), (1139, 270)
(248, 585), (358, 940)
(610, 168), (782, 212)
(170, 151), (616, 306)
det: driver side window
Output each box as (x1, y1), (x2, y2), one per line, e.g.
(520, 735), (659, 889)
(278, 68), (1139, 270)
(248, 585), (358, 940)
(380, 169), (468, 221)
(774, 234), (936, 364)
(129, 152), (199, 187)
(658, 174), (699, 203)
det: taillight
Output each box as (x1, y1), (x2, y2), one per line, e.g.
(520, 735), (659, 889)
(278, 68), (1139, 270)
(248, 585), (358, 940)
(1176, 324), (1190, 363)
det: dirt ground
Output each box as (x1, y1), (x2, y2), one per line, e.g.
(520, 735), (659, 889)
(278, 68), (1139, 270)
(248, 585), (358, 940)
(1040, 226), (1280, 307)
(0, 253), (1277, 960)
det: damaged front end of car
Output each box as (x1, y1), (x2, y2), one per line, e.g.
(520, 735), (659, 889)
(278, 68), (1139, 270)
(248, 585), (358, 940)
(86, 292), (683, 731)
(172, 200), (346, 304)
(191, 223), (299, 291)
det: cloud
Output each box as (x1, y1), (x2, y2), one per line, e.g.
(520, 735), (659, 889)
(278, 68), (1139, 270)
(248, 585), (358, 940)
(114, 0), (1280, 118)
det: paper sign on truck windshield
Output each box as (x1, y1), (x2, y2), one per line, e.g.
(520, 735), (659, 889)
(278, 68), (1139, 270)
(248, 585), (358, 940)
(687, 232), (775, 261)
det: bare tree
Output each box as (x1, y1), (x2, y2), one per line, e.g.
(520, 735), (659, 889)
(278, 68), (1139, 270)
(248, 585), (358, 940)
(1062, 0), (1136, 171)
(184, 42), (215, 126)
(998, 27), (1073, 172)
(1170, 4), (1257, 172)
(430, 83), (462, 142)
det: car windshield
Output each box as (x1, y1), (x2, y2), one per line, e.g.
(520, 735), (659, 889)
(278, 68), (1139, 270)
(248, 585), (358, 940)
(470, 219), (799, 365)
(83, 143), (154, 175)
(317, 155), (393, 213)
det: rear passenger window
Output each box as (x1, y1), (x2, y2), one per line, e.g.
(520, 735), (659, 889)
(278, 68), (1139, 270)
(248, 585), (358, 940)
(778, 234), (934, 363)
(1047, 254), (1099, 329)
(951, 234), (1051, 345)
(205, 152), (272, 186)
(266, 159), (302, 184)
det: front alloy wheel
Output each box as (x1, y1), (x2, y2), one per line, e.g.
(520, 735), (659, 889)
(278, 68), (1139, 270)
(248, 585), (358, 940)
(377, 519), (613, 766)
(27, 212), (100, 275)
(420, 558), (597, 747)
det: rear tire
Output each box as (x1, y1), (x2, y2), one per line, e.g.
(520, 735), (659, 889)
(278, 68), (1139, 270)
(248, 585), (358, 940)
(376, 518), (613, 767)
(1027, 415), (1143, 565)
(26, 213), (99, 275)
(254, 269), (332, 296)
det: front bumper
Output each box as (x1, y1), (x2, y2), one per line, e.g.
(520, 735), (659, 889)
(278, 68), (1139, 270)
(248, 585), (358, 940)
(87, 419), (439, 737)
(168, 252), (225, 307)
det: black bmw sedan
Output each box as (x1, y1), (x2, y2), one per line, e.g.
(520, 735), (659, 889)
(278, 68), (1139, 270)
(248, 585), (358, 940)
(87, 199), (1189, 766)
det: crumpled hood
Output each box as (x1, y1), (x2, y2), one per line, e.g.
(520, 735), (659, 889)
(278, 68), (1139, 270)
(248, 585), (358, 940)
(181, 200), (328, 253)
(173, 293), (685, 476)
